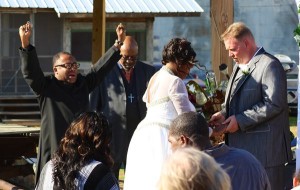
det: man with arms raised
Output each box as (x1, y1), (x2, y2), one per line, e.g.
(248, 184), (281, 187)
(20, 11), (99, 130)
(19, 21), (125, 182)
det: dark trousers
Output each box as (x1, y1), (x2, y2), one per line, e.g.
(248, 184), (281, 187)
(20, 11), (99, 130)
(265, 165), (285, 190)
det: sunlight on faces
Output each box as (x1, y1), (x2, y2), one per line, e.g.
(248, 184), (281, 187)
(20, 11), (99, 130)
(120, 55), (137, 71)
(168, 134), (184, 153)
(120, 38), (138, 71)
(53, 54), (78, 84)
(224, 37), (249, 64)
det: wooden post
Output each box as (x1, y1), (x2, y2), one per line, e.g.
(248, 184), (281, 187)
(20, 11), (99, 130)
(92, 0), (106, 64)
(210, 0), (233, 82)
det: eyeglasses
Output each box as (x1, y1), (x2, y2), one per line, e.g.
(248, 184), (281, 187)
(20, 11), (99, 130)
(121, 55), (137, 62)
(55, 62), (80, 69)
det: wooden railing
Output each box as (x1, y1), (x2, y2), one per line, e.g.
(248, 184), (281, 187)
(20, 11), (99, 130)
(0, 96), (41, 126)
(0, 96), (40, 188)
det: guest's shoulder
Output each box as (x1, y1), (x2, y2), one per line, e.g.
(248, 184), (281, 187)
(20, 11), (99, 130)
(229, 147), (263, 164)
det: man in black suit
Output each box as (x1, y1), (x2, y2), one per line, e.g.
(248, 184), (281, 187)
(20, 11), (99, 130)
(19, 21), (125, 183)
(89, 36), (156, 179)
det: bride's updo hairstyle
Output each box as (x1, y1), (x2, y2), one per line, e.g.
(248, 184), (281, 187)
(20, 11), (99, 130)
(161, 38), (197, 66)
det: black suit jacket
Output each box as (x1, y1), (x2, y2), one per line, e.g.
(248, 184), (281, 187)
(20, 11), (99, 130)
(89, 61), (156, 163)
(19, 45), (121, 182)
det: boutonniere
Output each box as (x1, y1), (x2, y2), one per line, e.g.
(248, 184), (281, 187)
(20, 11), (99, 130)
(242, 69), (250, 75)
(238, 64), (250, 75)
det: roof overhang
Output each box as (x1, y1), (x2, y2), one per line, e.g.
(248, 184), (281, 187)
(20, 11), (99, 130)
(59, 12), (202, 19)
(0, 0), (203, 18)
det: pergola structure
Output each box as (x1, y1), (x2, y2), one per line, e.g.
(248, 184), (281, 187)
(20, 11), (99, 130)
(92, 0), (234, 81)
(210, 0), (233, 80)
(92, 0), (205, 64)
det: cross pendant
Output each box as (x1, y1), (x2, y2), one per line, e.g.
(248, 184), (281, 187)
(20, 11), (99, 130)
(128, 93), (134, 103)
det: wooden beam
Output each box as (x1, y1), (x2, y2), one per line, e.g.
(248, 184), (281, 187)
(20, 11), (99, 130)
(92, 0), (106, 64)
(210, 0), (234, 82)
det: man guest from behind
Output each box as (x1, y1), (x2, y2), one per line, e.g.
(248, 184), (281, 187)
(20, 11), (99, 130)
(19, 21), (126, 182)
(209, 22), (292, 190)
(89, 36), (156, 179)
(169, 112), (271, 190)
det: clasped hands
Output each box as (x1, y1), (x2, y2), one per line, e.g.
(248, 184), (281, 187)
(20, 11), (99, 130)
(209, 112), (239, 136)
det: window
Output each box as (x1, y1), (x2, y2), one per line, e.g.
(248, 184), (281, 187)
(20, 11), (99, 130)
(71, 31), (92, 62)
(0, 12), (63, 95)
(70, 22), (147, 63)
(0, 13), (30, 95)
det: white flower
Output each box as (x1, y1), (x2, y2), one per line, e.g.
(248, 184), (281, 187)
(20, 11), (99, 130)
(238, 64), (250, 75)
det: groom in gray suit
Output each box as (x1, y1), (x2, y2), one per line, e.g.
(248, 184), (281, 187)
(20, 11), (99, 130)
(210, 22), (292, 190)
(89, 36), (156, 179)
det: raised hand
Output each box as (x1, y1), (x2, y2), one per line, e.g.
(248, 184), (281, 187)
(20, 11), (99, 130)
(19, 21), (32, 48)
(116, 23), (126, 43)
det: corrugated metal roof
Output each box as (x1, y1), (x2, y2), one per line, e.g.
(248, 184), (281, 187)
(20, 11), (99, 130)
(0, 0), (203, 17)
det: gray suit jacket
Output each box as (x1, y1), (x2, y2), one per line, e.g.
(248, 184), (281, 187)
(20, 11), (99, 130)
(89, 61), (156, 163)
(222, 47), (292, 167)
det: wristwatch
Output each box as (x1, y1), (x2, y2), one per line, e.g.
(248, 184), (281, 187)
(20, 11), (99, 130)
(115, 39), (123, 46)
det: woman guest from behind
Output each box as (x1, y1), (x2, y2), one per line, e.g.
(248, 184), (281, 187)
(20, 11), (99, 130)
(124, 38), (197, 190)
(158, 147), (231, 190)
(35, 112), (119, 190)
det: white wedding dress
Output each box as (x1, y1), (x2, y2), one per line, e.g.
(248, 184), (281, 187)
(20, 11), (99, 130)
(123, 66), (195, 190)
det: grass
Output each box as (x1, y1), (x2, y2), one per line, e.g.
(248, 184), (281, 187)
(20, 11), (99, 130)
(119, 169), (124, 190)
(290, 116), (297, 137)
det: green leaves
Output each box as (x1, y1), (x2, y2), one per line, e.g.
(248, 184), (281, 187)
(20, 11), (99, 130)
(294, 6), (300, 47)
(294, 25), (300, 47)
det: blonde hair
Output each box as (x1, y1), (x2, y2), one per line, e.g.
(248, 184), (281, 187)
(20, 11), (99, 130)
(221, 22), (254, 42)
(158, 147), (231, 190)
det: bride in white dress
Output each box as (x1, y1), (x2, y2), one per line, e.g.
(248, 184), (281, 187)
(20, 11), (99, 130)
(124, 38), (197, 190)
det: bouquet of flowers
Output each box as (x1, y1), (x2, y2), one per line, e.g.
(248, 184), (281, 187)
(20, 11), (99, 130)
(186, 66), (228, 144)
(186, 69), (226, 119)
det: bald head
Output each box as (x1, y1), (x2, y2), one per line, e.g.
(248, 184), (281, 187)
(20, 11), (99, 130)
(119, 36), (139, 71)
(120, 36), (138, 55)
